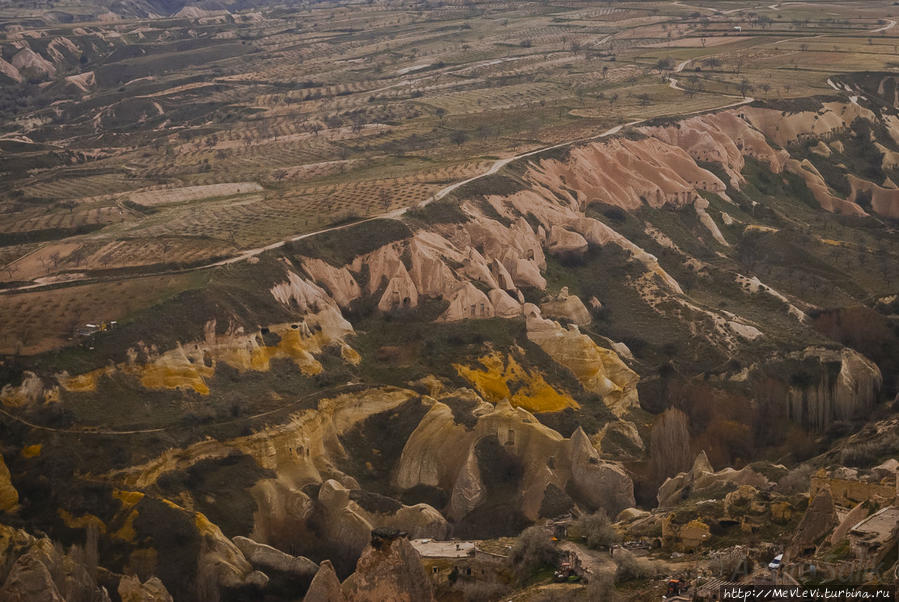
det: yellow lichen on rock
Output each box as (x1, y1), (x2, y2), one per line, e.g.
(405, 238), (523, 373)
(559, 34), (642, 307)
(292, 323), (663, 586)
(54, 313), (360, 396)
(526, 313), (639, 416)
(454, 353), (510, 401)
(0, 454), (18, 511)
(58, 509), (107, 534)
(57, 368), (108, 393)
(137, 361), (213, 395)
(113, 489), (146, 507)
(510, 374), (575, 414)
(0, 371), (59, 407)
(20, 444), (41, 458)
(194, 511), (218, 536)
(340, 343), (361, 365)
(454, 352), (577, 413)
(111, 490), (145, 542)
(257, 327), (323, 375)
(112, 509), (139, 541)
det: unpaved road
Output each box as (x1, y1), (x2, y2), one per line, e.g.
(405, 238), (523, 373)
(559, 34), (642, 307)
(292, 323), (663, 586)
(558, 541), (616, 580)
(872, 19), (896, 33)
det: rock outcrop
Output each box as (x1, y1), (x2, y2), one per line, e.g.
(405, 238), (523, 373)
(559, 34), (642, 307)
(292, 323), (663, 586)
(440, 282), (494, 321)
(342, 530), (434, 602)
(643, 110), (786, 186)
(597, 419), (644, 460)
(233, 536), (319, 579)
(526, 137), (721, 210)
(740, 102), (874, 147)
(848, 174), (899, 218)
(658, 451), (771, 508)
(662, 514), (711, 552)
(194, 512), (269, 592)
(784, 159), (864, 215)
(0, 524), (108, 602)
(394, 398), (634, 520)
(788, 489), (837, 559)
(568, 427), (635, 514)
(776, 347), (882, 432)
(546, 226), (588, 258)
(304, 560), (345, 602)
(118, 576), (173, 602)
(301, 258), (362, 308)
(1, 371), (59, 407)
(526, 311), (639, 416)
(540, 287), (591, 326)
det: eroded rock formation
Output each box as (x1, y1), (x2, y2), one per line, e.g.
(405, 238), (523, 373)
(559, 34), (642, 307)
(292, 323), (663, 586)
(395, 398), (634, 520)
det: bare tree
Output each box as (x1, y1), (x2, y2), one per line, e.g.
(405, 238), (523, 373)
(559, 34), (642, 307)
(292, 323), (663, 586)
(650, 407), (692, 484)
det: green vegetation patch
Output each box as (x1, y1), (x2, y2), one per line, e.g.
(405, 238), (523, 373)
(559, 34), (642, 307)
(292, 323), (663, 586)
(286, 218), (411, 266)
(451, 173), (528, 200)
(156, 451), (275, 538)
(337, 396), (430, 494)
(404, 198), (469, 226)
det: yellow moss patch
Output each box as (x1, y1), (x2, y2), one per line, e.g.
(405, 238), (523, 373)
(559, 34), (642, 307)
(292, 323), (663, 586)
(58, 509), (106, 534)
(455, 352), (577, 413)
(20, 444), (41, 458)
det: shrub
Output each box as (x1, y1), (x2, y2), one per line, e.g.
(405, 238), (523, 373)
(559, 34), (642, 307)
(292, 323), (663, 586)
(585, 573), (618, 600)
(840, 431), (899, 467)
(577, 510), (619, 550)
(614, 549), (657, 582)
(775, 464), (813, 495)
(511, 526), (559, 580)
